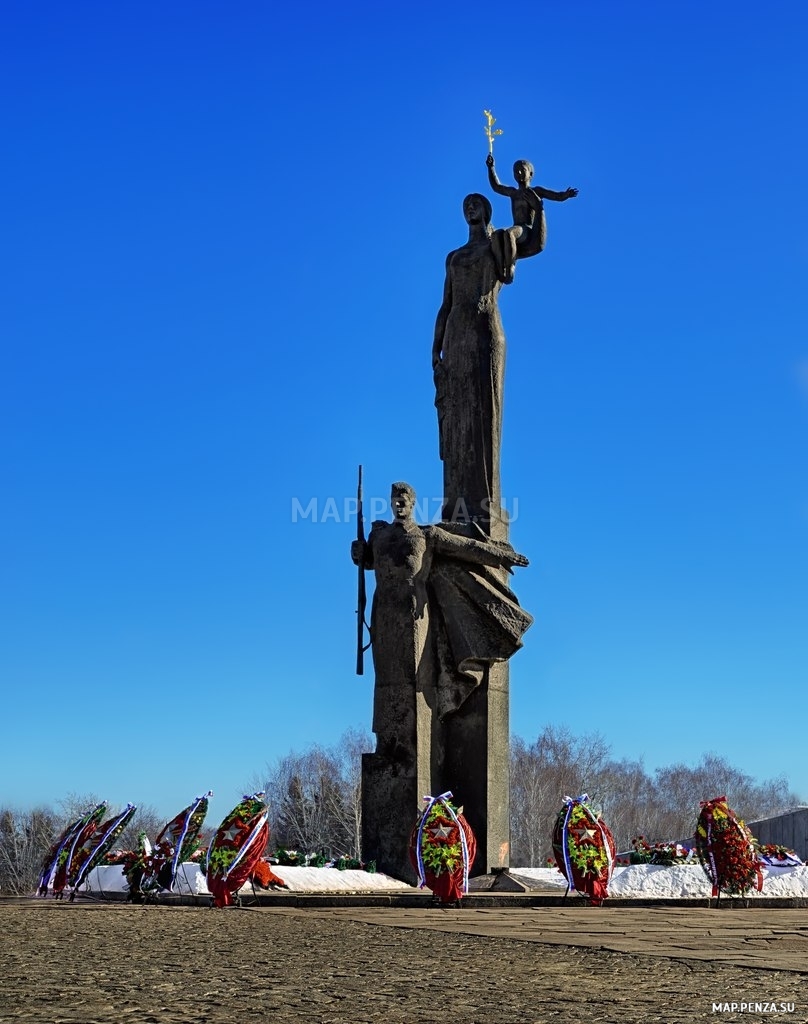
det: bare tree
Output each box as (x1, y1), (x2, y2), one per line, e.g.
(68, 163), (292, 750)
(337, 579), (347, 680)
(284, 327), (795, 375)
(594, 758), (658, 852)
(54, 793), (163, 857)
(0, 805), (57, 894)
(510, 725), (611, 865)
(510, 728), (806, 866)
(119, 804), (164, 853)
(249, 728), (373, 859)
(57, 792), (104, 825)
(510, 736), (547, 867)
(651, 754), (800, 843)
(330, 727), (371, 859)
(275, 746), (347, 855)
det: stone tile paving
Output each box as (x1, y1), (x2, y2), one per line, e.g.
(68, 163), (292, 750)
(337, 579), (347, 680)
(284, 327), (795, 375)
(331, 906), (808, 972)
(1, 902), (804, 1024)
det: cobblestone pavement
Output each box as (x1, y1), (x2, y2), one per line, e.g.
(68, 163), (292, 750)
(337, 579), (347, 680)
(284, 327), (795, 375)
(1, 902), (804, 1023)
(332, 904), (808, 972)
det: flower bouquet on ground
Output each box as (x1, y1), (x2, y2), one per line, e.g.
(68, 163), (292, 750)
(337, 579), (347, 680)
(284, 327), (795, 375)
(552, 794), (615, 906)
(756, 843), (802, 869)
(695, 795), (763, 898)
(409, 793), (476, 905)
(627, 836), (693, 866)
(274, 848), (308, 866)
(627, 835), (652, 864)
(250, 858), (287, 890)
(649, 841), (694, 865)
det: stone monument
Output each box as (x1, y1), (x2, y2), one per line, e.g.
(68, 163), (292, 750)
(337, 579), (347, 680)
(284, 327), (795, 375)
(354, 113), (578, 882)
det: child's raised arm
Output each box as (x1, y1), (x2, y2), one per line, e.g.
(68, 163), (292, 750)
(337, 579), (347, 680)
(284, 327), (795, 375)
(486, 154), (517, 197)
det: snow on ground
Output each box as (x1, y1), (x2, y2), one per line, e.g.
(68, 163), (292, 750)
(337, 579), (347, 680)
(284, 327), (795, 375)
(511, 868), (569, 892)
(80, 863), (808, 898)
(515, 864), (808, 898)
(266, 866), (412, 891)
(81, 863), (413, 896)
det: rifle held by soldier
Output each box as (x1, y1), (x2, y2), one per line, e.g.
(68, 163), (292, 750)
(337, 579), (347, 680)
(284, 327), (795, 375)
(355, 465), (368, 675)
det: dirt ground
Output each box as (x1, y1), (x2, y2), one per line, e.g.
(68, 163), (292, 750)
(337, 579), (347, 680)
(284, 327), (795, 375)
(1, 901), (804, 1024)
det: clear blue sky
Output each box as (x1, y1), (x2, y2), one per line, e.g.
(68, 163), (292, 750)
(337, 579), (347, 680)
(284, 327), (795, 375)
(2, 2), (806, 822)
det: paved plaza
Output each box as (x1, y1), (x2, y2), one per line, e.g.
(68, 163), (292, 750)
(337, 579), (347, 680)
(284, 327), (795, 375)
(2, 900), (805, 1023)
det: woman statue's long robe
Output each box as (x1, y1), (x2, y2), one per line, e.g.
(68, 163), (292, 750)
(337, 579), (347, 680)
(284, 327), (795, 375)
(434, 235), (505, 528)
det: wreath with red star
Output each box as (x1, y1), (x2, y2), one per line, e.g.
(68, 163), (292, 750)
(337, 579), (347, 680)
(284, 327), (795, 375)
(552, 795), (615, 906)
(206, 793), (270, 907)
(409, 794), (476, 904)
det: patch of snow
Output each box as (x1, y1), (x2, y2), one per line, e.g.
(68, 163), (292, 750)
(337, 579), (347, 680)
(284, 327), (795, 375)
(268, 866), (413, 892)
(78, 863), (412, 896)
(513, 864), (808, 898)
(509, 867), (569, 890)
(81, 865), (130, 894)
(608, 864), (712, 898)
(755, 865), (808, 897)
(75, 863), (808, 899)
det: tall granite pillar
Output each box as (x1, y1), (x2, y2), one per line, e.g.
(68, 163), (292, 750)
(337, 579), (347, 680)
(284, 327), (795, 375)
(356, 157), (573, 878)
(356, 483), (529, 881)
(429, 193), (524, 874)
(440, 662), (511, 873)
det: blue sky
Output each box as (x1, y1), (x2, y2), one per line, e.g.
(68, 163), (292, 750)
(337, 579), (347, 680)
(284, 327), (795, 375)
(2, 2), (806, 822)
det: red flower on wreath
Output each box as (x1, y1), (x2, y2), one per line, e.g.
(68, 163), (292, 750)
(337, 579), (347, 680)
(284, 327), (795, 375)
(695, 796), (763, 898)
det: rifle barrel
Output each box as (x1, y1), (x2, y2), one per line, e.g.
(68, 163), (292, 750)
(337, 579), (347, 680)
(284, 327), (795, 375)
(356, 465), (366, 675)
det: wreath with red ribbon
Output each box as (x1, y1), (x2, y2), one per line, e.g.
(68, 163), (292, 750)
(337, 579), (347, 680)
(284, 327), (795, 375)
(695, 796), (763, 898)
(206, 793), (270, 907)
(409, 793), (476, 904)
(552, 795), (615, 906)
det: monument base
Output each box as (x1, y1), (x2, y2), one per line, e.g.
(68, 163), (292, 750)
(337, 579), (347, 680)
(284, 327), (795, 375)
(362, 662), (510, 882)
(441, 663), (510, 875)
(361, 752), (420, 885)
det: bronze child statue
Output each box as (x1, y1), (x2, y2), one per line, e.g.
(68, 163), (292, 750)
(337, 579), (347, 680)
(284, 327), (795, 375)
(486, 153), (578, 282)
